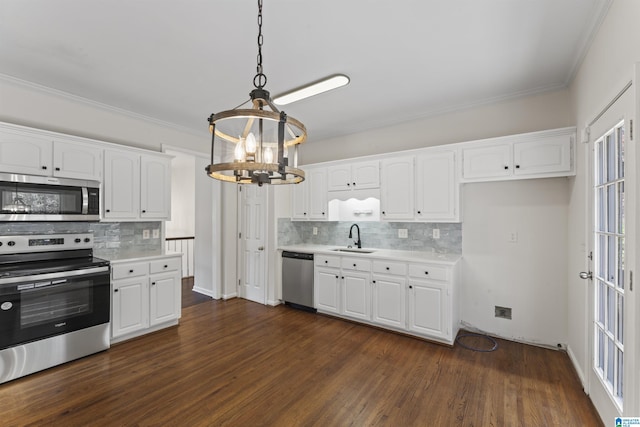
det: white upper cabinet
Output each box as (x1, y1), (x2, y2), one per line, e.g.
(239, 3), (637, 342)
(140, 155), (171, 219)
(291, 166), (327, 220)
(415, 150), (459, 222)
(104, 149), (140, 220)
(0, 126), (102, 181)
(52, 140), (103, 181)
(327, 160), (379, 191)
(380, 156), (414, 220)
(461, 127), (575, 182)
(104, 149), (171, 221)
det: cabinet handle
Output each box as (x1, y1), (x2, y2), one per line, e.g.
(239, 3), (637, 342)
(42, 166), (47, 170)
(55, 167), (60, 171)
(504, 166), (509, 170)
(164, 265), (168, 268)
(515, 164), (520, 169)
(352, 182), (356, 186)
(106, 209), (111, 213)
(417, 211), (421, 214)
(114, 289), (119, 292)
(142, 210), (146, 213)
(424, 271), (429, 275)
(386, 267), (390, 270)
(129, 269), (134, 273)
(152, 282), (156, 285)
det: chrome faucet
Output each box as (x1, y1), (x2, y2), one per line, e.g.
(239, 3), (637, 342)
(348, 224), (362, 249)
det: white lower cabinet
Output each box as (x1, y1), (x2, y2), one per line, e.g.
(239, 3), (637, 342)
(111, 254), (182, 343)
(314, 253), (459, 345)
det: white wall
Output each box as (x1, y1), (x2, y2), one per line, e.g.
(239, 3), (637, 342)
(165, 150), (196, 238)
(567, 0), (640, 387)
(461, 179), (569, 346)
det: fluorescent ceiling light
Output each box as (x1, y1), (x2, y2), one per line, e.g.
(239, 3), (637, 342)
(273, 74), (350, 105)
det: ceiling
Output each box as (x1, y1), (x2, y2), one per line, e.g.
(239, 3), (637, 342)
(0, 1), (611, 143)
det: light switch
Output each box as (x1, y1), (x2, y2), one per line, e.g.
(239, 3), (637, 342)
(398, 229), (408, 238)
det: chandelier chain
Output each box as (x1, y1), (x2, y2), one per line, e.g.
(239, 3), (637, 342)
(254, 0), (266, 89)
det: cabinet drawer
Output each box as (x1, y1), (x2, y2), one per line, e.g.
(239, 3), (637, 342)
(372, 260), (407, 276)
(112, 262), (148, 280)
(315, 254), (340, 269)
(341, 257), (372, 272)
(408, 264), (449, 281)
(150, 257), (181, 274)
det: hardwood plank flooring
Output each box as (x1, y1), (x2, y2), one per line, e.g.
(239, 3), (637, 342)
(181, 277), (211, 308)
(0, 299), (602, 426)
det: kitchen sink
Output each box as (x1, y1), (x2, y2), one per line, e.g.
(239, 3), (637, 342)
(330, 248), (376, 254)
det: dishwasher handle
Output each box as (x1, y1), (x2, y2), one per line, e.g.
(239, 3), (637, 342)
(282, 251), (314, 261)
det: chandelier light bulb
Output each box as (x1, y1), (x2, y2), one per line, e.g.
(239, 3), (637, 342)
(234, 137), (246, 161)
(245, 132), (257, 155)
(263, 146), (274, 163)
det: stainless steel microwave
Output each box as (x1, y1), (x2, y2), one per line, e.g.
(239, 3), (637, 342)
(0, 173), (100, 221)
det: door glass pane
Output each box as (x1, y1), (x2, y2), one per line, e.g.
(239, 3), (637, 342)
(593, 120), (625, 409)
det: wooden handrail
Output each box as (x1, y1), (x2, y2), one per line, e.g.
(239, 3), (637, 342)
(165, 236), (195, 241)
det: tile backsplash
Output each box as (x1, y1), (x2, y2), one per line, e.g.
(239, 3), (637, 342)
(278, 218), (462, 254)
(0, 221), (163, 257)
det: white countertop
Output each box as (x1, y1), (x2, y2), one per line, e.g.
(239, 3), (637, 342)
(97, 250), (182, 263)
(279, 244), (461, 265)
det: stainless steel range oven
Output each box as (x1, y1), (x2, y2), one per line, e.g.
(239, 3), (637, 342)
(0, 233), (110, 384)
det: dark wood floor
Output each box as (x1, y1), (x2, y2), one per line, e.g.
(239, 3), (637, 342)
(0, 298), (602, 426)
(182, 276), (211, 308)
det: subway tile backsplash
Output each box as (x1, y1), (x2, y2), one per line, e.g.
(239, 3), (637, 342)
(278, 218), (462, 254)
(0, 221), (163, 258)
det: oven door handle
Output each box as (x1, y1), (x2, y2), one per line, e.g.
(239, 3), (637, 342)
(0, 266), (109, 286)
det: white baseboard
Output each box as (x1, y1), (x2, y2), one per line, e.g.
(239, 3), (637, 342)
(222, 292), (237, 300)
(192, 286), (218, 299)
(566, 344), (588, 392)
(267, 299), (282, 307)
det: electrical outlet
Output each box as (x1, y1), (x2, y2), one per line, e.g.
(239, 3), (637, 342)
(495, 306), (512, 319)
(142, 229), (150, 239)
(313, 227), (318, 235)
(398, 229), (408, 239)
(152, 229), (160, 239)
(433, 228), (440, 239)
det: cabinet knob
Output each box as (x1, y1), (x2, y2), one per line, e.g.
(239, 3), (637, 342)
(353, 263), (356, 267)
(417, 211), (421, 214)
(304, 212), (307, 216)
(341, 276), (344, 279)
(129, 269), (134, 273)
(409, 285), (413, 289)
(114, 289), (119, 293)
(42, 166), (47, 170)
(152, 282), (156, 285)
(164, 265), (168, 268)
(55, 167), (60, 171)
(347, 183), (350, 187)
(142, 210), (146, 213)
(424, 271), (429, 275)
(386, 267), (390, 271)
(504, 166), (509, 170)
(515, 165), (520, 169)
(106, 209), (111, 213)
(372, 280), (376, 284)
(382, 211), (386, 215)
(325, 260), (328, 264)
(352, 182), (356, 186)
(322, 212), (325, 215)
(335, 275), (339, 279)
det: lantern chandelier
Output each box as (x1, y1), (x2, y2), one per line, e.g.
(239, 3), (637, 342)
(206, 0), (307, 185)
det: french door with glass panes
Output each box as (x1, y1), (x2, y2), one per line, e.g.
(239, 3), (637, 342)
(586, 79), (638, 421)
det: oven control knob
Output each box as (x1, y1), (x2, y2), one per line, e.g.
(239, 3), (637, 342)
(84, 238), (91, 243)
(75, 238), (81, 243)
(7, 241), (15, 247)
(0, 242), (3, 247)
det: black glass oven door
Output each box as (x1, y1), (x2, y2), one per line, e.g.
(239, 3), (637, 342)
(0, 266), (110, 350)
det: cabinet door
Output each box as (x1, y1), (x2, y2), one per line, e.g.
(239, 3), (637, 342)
(150, 273), (180, 326)
(407, 280), (449, 341)
(140, 155), (171, 219)
(52, 140), (103, 180)
(341, 271), (370, 321)
(308, 168), (327, 220)
(415, 151), (458, 222)
(112, 277), (149, 338)
(314, 268), (340, 314)
(372, 275), (406, 329)
(513, 135), (571, 176)
(291, 180), (308, 220)
(352, 160), (380, 189)
(104, 150), (140, 220)
(381, 156), (414, 220)
(462, 143), (511, 180)
(0, 134), (52, 176)
(327, 164), (352, 191)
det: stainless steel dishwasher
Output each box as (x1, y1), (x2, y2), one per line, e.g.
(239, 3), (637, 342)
(281, 251), (315, 311)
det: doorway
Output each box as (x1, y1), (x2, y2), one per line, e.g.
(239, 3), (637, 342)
(237, 185), (268, 304)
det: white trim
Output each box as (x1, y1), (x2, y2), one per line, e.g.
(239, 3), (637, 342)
(567, 344), (588, 391)
(222, 292), (237, 300)
(192, 286), (218, 299)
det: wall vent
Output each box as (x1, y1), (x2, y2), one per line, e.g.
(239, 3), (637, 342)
(495, 306), (512, 319)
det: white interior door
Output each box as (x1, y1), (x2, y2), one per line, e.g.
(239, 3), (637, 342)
(585, 81), (637, 421)
(238, 185), (267, 304)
